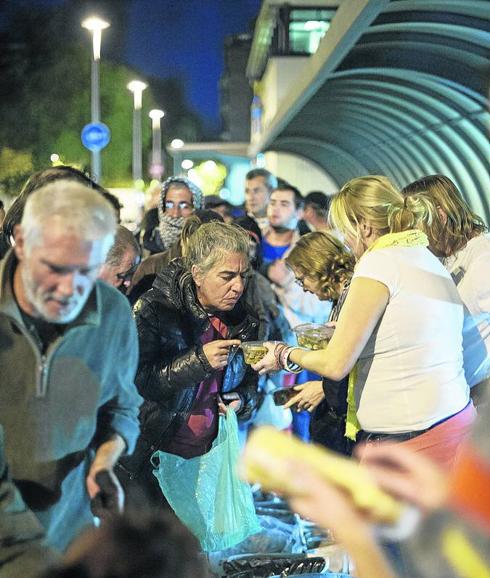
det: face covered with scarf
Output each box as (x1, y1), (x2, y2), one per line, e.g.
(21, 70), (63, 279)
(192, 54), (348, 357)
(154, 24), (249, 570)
(157, 177), (203, 250)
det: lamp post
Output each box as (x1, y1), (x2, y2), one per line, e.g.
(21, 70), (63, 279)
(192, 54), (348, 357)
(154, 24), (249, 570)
(127, 80), (147, 185)
(170, 138), (185, 175)
(81, 16), (110, 183)
(148, 109), (165, 180)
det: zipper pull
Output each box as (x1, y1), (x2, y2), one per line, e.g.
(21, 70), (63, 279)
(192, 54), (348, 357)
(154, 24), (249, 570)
(36, 355), (48, 398)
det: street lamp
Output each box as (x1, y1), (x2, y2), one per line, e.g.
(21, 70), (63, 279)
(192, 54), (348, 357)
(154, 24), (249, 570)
(170, 138), (185, 175)
(127, 80), (148, 184)
(81, 16), (110, 183)
(148, 109), (165, 180)
(170, 138), (184, 149)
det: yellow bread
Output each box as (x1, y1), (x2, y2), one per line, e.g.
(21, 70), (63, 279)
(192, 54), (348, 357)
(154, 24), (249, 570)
(240, 426), (403, 524)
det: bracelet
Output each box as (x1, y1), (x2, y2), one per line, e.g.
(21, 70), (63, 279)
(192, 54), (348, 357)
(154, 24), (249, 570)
(273, 343), (289, 370)
(281, 347), (303, 373)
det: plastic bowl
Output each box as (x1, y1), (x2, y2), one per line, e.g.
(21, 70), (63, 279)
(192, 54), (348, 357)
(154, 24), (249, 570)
(241, 341), (268, 364)
(294, 323), (334, 350)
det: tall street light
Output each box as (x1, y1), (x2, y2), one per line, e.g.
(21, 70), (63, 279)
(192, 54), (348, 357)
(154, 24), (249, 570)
(81, 16), (110, 183)
(127, 80), (148, 185)
(148, 109), (165, 180)
(170, 138), (185, 175)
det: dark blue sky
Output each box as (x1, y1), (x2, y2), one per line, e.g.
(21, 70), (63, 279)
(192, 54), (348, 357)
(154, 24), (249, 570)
(125, 0), (261, 132)
(4, 0), (261, 133)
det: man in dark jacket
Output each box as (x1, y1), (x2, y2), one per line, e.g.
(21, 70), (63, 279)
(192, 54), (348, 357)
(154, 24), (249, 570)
(120, 222), (260, 506)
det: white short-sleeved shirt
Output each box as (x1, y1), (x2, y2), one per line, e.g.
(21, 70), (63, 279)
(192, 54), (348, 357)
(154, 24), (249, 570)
(352, 246), (469, 433)
(445, 234), (490, 387)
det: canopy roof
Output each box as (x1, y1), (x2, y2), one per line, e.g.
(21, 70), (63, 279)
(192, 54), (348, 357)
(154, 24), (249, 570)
(249, 0), (489, 221)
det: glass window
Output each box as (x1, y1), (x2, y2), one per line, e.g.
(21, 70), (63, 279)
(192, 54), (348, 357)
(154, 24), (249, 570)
(289, 9), (335, 55)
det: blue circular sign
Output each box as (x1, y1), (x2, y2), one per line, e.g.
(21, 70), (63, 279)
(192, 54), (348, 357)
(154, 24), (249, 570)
(81, 122), (111, 152)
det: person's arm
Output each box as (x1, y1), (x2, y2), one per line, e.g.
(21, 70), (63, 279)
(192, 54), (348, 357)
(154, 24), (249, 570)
(357, 443), (449, 511)
(284, 465), (399, 578)
(86, 434), (127, 518)
(87, 300), (143, 518)
(92, 302), (142, 456)
(457, 250), (490, 315)
(288, 277), (389, 380)
(135, 298), (241, 404)
(134, 299), (214, 403)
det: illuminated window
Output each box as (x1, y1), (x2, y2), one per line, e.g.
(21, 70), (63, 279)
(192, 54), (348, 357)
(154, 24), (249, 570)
(288, 9), (334, 55)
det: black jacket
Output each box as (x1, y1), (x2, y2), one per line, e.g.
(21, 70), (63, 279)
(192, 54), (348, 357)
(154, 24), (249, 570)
(132, 259), (259, 453)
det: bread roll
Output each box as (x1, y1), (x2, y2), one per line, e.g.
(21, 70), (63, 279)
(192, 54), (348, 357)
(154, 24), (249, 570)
(240, 426), (403, 524)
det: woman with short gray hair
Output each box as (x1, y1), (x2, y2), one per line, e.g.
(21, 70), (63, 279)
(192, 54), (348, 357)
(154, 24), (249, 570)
(119, 221), (259, 507)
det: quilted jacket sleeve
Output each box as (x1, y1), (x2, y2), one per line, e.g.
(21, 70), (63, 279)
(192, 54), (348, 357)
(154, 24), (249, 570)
(134, 298), (213, 404)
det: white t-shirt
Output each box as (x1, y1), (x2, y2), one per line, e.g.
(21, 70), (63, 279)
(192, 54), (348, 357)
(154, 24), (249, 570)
(445, 234), (490, 387)
(352, 246), (469, 433)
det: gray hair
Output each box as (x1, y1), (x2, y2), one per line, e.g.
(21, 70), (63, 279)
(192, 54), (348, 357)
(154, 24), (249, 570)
(21, 181), (117, 256)
(105, 225), (141, 267)
(185, 221), (249, 274)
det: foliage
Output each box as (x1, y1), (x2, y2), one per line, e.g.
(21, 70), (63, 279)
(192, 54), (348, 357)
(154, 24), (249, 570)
(192, 160), (227, 196)
(0, 148), (34, 198)
(0, 2), (203, 188)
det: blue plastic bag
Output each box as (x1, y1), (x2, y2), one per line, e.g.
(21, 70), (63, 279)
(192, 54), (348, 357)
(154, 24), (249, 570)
(151, 409), (261, 552)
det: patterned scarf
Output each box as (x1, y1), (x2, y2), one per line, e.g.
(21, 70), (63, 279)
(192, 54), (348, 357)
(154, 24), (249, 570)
(157, 176), (203, 250)
(158, 213), (186, 250)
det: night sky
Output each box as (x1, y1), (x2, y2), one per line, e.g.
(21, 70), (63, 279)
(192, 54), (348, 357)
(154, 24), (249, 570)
(2, 0), (262, 133)
(125, 0), (261, 132)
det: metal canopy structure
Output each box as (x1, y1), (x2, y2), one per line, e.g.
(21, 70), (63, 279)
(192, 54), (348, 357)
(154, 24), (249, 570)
(249, 0), (490, 221)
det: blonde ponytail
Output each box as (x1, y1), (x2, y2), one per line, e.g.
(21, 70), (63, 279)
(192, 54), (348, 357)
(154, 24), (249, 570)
(388, 193), (435, 234)
(329, 175), (403, 239)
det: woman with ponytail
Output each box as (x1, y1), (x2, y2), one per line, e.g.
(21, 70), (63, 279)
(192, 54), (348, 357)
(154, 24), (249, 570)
(254, 175), (474, 468)
(402, 175), (490, 403)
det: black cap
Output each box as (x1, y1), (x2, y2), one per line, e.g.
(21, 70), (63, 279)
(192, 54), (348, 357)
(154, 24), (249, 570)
(204, 195), (232, 209)
(194, 209), (224, 223)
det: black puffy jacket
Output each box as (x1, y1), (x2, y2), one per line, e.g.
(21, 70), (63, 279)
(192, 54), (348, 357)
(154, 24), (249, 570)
(132, 259), (259, 452)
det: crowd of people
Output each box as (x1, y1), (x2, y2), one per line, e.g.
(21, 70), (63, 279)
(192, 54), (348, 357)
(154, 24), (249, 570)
(0, 165), (488, 577)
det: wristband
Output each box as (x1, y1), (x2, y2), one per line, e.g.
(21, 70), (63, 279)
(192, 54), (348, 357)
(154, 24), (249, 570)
(273, 343), (289, 370)
(283, 346), (302, 374)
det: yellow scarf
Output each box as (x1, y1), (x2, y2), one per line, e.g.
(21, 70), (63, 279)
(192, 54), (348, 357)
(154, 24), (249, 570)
(345, 230), (429, 441)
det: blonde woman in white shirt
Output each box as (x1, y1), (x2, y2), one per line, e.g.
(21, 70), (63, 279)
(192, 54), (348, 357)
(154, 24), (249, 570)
(253, 175), (475, 468)
(402, 174), (490, 404)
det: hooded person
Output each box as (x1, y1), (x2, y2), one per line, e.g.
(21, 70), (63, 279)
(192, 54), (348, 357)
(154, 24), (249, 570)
(156, 176), (203, 251)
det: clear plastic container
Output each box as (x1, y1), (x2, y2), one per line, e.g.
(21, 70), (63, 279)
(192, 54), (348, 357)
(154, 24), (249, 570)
(241, 341), (268, 364)
(294, 323), (334, 350)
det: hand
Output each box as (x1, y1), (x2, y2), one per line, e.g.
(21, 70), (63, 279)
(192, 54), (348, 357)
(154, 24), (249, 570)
(283, 461), (372, 539)
(267, 260), (293, 287)
(284, 381), (325, 412)
(87, 468), (124, 520)
(203, 339), (241, 370)
(357, 443), (449, 512)
(86, 435), (126, 519)
(218, 394), (243, 415)
(251, 341), (283, 375)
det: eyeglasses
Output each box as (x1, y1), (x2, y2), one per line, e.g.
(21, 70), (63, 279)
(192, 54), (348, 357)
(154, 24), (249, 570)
(295, 276), (306, 289)
(164, 200), (193, 211)
(116, 262), (140, 283)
